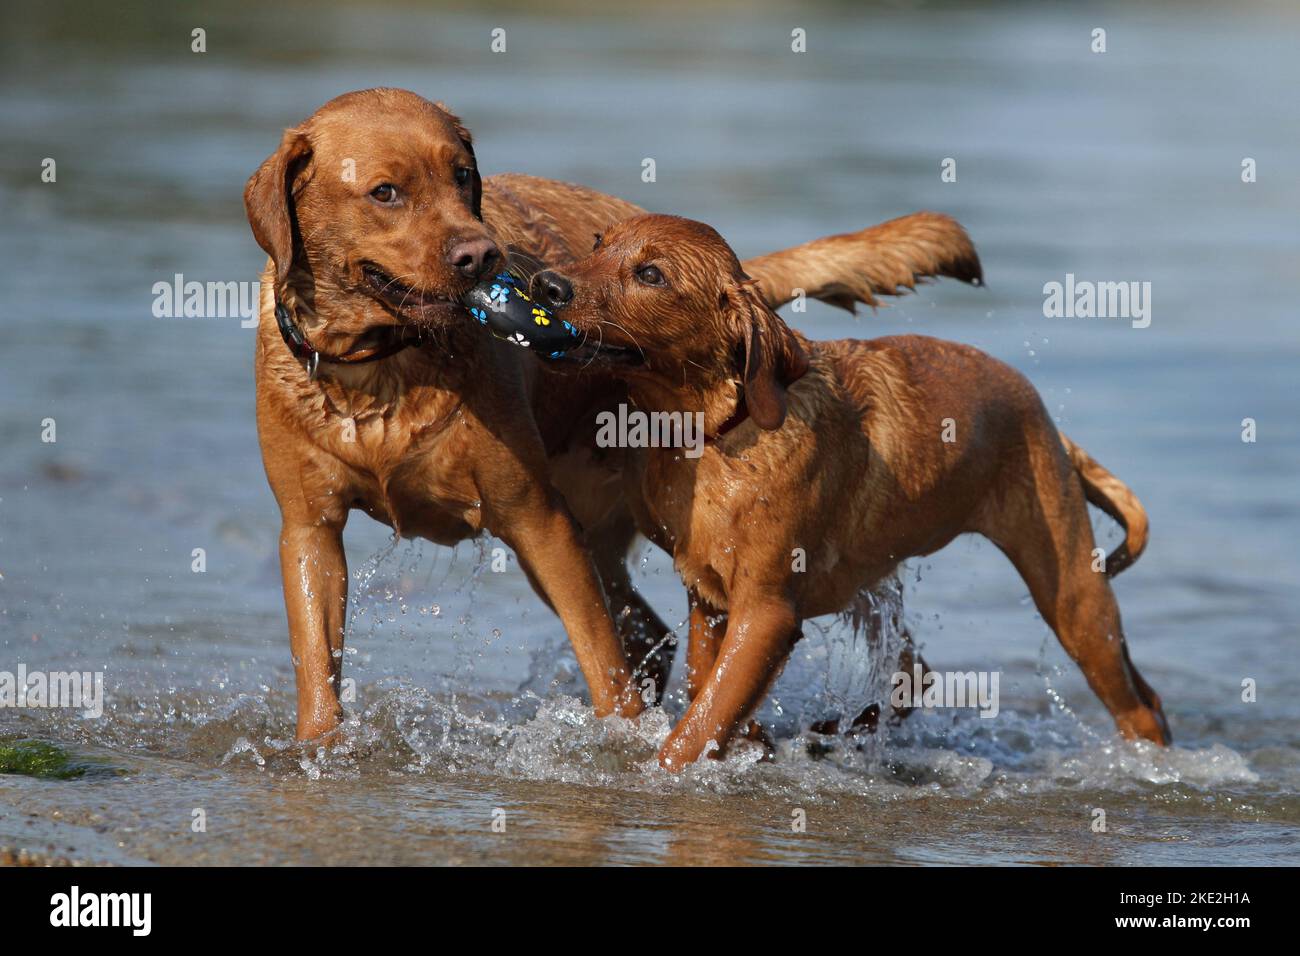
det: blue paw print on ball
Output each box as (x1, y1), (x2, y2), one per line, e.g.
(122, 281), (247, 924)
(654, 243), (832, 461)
(469, 306), (488, 324)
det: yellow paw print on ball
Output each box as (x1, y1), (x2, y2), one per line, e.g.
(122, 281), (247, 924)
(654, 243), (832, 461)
(532, 308), (550, 326)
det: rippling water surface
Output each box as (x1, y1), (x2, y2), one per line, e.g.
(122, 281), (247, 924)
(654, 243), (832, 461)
(1, 1), (1297, 865)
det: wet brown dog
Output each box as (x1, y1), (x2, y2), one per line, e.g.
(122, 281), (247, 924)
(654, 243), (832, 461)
(244, 89), (984, 742)
(533, 214), (1170, 770)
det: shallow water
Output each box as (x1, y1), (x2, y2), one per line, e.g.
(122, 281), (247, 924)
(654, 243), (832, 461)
(1, 1), (1298, 865)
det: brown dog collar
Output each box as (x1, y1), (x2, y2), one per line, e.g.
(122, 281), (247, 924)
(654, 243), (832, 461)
(707, 394), (751, 442)
(706, 366), (809, 443)
(275, 300), (418, 380)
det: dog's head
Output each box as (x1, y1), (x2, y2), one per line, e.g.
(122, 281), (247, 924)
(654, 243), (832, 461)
(532, 214), (808, 430)
(244, 88), (501, 336)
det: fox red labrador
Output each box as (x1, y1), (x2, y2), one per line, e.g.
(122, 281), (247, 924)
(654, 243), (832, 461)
(532, 214), (1169, 769)
(244, 89), (984, 742)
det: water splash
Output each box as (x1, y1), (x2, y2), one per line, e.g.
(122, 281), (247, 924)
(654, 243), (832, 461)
(814, 574), (909, 729)
(4, 534), (1265, 812)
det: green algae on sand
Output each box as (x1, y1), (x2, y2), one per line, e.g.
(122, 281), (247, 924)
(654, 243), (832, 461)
(0, 739), (112, 780)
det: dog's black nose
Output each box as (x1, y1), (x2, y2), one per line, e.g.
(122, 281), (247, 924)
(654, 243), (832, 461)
(447, 237), (501, 279)
(532, 270), (574, 309)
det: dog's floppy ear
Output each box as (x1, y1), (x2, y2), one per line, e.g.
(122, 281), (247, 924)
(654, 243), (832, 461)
(244, 127), (313, 286)
(436, 102), (483, 221)
(726, 279), (810, 430)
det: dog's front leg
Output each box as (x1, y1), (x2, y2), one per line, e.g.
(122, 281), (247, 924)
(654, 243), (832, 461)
(498, 501), (643, 720)
(659, 595), (800, 770)
(279, 519), (349, 742)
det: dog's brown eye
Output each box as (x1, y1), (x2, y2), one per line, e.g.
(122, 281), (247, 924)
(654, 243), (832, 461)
(370, 183), (398, 203)
(635, 264), (665, 286)
(592, 233), (603, 250)
(454, 167), (472, 186)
